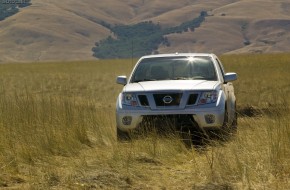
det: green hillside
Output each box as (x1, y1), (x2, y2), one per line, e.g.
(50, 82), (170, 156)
(92, 11), (208, 59)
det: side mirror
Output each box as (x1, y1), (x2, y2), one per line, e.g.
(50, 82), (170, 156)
(116, 76), (127, 85)
(224, 73), (237, 83)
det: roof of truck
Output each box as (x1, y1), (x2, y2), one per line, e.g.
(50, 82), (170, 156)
(140, 53), (216, 59)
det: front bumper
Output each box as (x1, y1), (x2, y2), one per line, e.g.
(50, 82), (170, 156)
(116, 105), (225, 132)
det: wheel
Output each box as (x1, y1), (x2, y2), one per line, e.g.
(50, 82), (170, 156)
(231, 111), (238, 134)
(220, 108), (230, 139)
(180, 125), (209, 147)
(180, 126), (192, 148)
(221, 106), (237, 139)
(117, 128), (130, 141)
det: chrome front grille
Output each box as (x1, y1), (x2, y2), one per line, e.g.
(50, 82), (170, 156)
(137, 92), (199, 107)
(153, 93), (182, 106)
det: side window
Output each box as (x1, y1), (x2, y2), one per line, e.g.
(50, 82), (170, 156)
(215, 58), (225, 77)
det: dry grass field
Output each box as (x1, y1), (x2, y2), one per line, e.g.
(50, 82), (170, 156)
(0, 54), (290, 189)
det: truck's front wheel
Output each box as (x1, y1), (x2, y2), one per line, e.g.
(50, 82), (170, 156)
(221, 106), (237, 137)
(117, 128), (130, 141)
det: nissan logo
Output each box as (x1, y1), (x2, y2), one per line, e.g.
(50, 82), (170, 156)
(163, 95), (173, 104)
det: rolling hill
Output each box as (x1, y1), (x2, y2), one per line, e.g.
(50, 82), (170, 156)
(1, 0), (290, 62)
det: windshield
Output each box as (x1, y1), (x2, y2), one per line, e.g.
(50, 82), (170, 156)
(130, 56), (217, 83)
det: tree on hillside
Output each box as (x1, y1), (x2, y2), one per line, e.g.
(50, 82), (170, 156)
(0, 0), (31, 21)
(92, 11), (208, 59)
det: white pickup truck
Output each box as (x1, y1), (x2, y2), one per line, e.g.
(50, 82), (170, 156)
(116, 53), (237, 140)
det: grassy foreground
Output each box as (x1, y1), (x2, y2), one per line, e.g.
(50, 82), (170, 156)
(0, 54), (289, 189)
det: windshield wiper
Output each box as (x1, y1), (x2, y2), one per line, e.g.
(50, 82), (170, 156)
(133, 79), (157, 83)
(173, 76), (207, 80)
(173, 77), (191, 80)
(191, 76), (206, 80)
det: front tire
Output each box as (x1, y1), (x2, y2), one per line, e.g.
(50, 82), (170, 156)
(180, 126), (192, 148)
(117, 128), (130, 141)
(231, 111), (238, 134)
(221, 106), (237, 138)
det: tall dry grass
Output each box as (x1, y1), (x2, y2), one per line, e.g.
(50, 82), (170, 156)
(0, 54), (289, 189)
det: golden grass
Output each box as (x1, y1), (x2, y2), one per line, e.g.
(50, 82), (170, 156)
(0, 54), (289, 189)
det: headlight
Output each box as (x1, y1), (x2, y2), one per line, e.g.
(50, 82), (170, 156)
(198, 91), (218, 105)
(122, 93), (138, 106)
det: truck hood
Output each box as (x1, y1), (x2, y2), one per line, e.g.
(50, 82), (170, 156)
(123, 80), (220, 92)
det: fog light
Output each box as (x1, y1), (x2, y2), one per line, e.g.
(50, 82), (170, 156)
(205, 114), (215, 124)
(122, 116), (132, 125)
